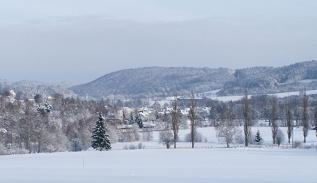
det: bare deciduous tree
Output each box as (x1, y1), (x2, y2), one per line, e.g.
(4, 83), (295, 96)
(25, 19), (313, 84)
(302, 90), (309, 143)
(271, 97), (278, 145)
(171, 96), (180, 149)
(314, 106), (317, 139)
(286, 98), (293, 144)
(242, 90), (251, 147)
(188, 92), (197, 149)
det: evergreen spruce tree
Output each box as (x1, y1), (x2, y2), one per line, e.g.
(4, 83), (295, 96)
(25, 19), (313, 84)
(92, 114), (111, 151)
(255, 130), (263, 145)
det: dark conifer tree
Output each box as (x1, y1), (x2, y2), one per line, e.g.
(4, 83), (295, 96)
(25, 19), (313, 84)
(92, 114), (111, 151)
(135, 113), (144, 128)
(255, 130), (263, 145)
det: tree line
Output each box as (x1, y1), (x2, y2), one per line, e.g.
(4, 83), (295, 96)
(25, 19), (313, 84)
(0, 88), (316, 154)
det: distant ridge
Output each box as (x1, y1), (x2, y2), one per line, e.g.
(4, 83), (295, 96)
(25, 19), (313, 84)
(70, 67), (234, 99)
(71, 61), (317, 99)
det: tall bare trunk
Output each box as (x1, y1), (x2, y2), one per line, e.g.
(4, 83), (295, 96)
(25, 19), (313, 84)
(171, 96), (180, 149)
(271, 97), (278, 145)
(286, 98), (293, 144)
(302, 90), (309, 143)
(189, 92), (197, 149)
(243, 90), (251, 147)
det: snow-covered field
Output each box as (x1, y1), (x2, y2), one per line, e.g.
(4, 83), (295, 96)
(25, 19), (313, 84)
(140, 127), (317, 148)
(0, 148), (316, 183)
(192, 89), (317, 102)
(151, 89), (317, 105)
(110, 127), (317, 152)
(0, 127), (316, 182)
(210, 89), (317, 102)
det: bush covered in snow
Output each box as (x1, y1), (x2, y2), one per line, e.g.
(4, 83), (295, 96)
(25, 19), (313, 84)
(159, 130), (173, 149)
(234, 130), (245, 145)
(276, 129), (285, 147)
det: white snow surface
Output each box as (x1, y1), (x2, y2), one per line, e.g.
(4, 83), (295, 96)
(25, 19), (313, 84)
(153, 89), (317, 104)
(0, 148), (316, 183)
(0, 127), (316, 183)
(209, 89), (317, 102)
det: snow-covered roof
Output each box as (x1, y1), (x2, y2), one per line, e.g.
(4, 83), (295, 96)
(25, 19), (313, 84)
(0, 128), (7, 134)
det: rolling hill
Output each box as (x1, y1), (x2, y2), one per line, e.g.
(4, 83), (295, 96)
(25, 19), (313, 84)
(71, 60), (317, 99)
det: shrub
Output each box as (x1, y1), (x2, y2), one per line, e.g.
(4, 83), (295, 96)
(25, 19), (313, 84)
(123, 143), (145, 150)
(184, 132), (204, 143)
(159, 130), (173, 149)
(138, 143), (145, 149)
(294, 141), (302, 148)
(0, 143), (9, 155)
(234, 130), (244, 145)
(276, 129), (285, 147)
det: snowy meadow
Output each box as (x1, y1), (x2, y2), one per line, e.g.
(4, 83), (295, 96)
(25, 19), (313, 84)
(0, 148), (316, 183)
(0, 126), (316, 183)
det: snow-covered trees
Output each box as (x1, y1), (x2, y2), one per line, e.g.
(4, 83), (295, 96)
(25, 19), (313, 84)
(92, 114), (111, 151)
(35, 102), (53, 153)
(217, 103), (237, 148)
(1, 85), (317, 155)
(37, 102), (53, 115)
(276, 129), (285, 147)
(159, 130), (173, 149)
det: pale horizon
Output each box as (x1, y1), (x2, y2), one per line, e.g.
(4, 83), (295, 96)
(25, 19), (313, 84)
(0, 0), (316, 84)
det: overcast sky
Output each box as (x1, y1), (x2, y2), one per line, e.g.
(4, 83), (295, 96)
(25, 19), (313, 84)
(0, 0), (316, 85)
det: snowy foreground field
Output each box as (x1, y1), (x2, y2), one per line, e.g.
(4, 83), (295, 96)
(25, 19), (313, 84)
(0, 148), (316, 183)
(0, 127), (316, 183)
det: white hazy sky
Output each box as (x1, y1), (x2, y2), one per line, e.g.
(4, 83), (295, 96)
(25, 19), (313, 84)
(0, 0), (316, 84)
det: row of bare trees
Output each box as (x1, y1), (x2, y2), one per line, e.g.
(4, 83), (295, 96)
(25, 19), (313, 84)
(242, 89), (315, 147)
(166, 89), (317, 149)
(167, 92), (198, 149)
